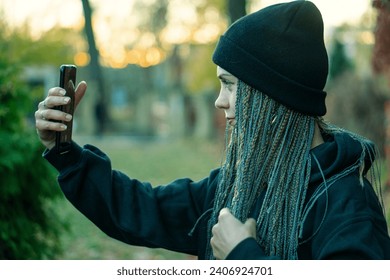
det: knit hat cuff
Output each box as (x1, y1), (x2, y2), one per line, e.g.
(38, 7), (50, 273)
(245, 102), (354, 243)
(212, 35), (327, 116)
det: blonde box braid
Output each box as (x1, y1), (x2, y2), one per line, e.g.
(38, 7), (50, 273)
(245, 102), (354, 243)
(206, 80), (315, 259)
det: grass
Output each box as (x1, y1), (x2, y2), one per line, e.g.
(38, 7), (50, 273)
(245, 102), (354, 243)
(54, 136), (224, 260)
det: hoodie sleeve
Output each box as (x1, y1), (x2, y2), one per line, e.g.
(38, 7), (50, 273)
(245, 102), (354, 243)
(44, 142), (216, 256)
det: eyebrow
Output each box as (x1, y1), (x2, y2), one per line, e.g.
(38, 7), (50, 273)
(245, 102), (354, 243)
(217, 73), (234, 80)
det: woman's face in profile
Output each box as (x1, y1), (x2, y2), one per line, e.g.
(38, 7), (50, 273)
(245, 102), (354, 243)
(215, 67), (238, 126)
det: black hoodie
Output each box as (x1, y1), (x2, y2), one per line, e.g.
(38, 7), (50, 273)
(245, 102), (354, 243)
(44, 131), (390, 259)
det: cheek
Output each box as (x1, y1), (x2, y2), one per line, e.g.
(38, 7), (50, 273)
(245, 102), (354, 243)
(231, 90), (237, 112)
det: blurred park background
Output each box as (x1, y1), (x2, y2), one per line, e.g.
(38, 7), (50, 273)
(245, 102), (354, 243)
(0, 0), (390, 259)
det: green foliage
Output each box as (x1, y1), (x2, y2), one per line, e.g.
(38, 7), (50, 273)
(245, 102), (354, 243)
(0, 21), (66, 259)
(185, 44), (220, 95)
(329, 38), (354, 80)
(0, 132), (65, 259)
(327, 72), (387, 154)
(0, 20), (77, 67)
(18, 27), (77, 66)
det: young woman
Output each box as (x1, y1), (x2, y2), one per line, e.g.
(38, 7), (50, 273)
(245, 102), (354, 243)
(35, 1), (390, 259)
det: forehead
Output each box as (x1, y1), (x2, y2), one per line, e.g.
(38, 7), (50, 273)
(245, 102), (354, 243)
(216, 66), (234, 77)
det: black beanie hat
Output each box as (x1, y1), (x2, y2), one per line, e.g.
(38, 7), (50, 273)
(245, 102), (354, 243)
(212, 0), (328, 116)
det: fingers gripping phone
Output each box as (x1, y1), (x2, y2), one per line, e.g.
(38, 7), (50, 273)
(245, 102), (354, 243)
(56, 64), (76, 154)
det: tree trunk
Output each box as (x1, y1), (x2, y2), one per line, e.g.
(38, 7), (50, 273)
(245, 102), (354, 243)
(227, 0), (247, 23)
(372, 0), (390, 189)
(81, 0), (108, 135)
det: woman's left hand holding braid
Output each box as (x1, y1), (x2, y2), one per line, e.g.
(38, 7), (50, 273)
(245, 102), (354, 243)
(210, 208), (257, 259)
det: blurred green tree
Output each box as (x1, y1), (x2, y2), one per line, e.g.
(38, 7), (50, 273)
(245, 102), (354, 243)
(329, 37), (354, 80)
(0, 20), (69, 259)
(227, 0), (247, 23)
(5, 25), (76, 66)
(326, 18), (387, 155)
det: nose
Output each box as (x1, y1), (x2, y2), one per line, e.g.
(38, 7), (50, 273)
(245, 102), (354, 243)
(215, 91), (229, 110)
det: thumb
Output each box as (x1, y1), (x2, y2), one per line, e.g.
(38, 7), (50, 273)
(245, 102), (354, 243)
(244, 218), (257, 238)
(74, 81), (87, 109)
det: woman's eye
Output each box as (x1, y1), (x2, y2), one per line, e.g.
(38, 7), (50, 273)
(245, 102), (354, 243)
(222, 79), (233, 85)
(221, 80), (234, 89)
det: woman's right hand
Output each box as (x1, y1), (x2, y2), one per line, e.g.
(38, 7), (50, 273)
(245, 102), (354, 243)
(35, 81), (87, 150)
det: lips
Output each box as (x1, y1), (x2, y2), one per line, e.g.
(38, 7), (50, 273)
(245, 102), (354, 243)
(227, 118), (236, 125)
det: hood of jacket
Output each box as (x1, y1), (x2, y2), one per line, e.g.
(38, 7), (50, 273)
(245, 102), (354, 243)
(309, 131), (376, 187)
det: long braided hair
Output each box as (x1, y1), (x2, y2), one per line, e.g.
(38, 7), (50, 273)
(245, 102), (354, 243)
(206, 80), (315, 259)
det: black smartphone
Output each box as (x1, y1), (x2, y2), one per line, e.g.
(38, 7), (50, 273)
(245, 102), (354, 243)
(55, 64), (77, 154)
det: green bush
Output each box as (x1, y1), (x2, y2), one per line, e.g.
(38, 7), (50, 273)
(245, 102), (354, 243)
(0, 35), (66, 259)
